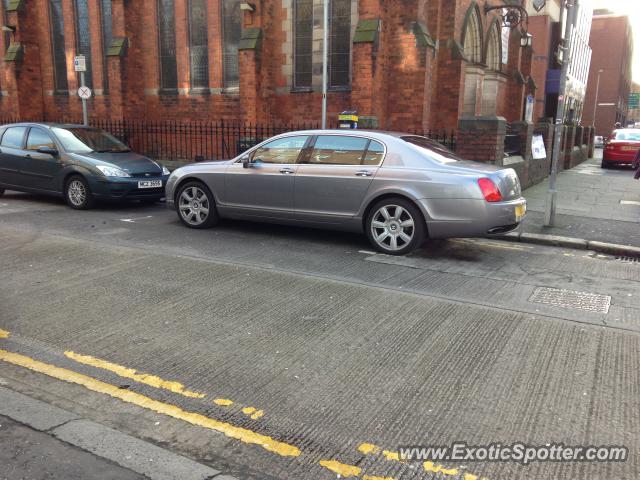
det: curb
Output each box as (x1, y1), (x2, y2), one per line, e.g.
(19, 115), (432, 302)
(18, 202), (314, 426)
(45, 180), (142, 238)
(0, 386), (237, 480)
(495, 232), (640, 258)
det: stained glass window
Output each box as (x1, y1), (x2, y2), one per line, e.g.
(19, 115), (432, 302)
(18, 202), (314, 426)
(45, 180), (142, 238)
(294, 0), (313, 88)
(49, 0), (69, 92)
(75, 0), (93, 88)
(189, 0), (209, 89)
(158, 0), (178, 90)
(222, 0), (241, 88)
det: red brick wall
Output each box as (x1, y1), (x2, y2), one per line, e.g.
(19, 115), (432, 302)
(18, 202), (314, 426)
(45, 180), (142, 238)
(1, 0), (531, 132)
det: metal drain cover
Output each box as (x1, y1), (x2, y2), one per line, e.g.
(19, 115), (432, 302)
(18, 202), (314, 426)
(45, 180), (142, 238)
(529, 287), (611, 314)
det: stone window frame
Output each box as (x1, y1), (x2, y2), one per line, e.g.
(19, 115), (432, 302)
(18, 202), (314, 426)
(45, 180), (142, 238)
(483, 18), (502, 73)
(461, 2), (483, 65)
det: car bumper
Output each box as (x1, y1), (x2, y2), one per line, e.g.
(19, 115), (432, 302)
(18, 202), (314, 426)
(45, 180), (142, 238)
(88, 175), (170, 200)
(419, 197), (526, 239)
(603, 151), (636, 163)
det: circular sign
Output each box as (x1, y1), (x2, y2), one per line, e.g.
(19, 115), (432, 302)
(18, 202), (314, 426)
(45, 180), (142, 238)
(78, 86), (92, 99)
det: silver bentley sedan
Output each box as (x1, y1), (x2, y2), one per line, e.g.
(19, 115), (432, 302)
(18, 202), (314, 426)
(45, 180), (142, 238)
(166, 130), (526, 255)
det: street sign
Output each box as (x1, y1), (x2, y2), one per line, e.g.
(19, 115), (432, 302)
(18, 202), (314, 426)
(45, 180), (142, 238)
(629, 93), (639, 109)
(78, 86), (92, 99)
(73, 55), (86, 72)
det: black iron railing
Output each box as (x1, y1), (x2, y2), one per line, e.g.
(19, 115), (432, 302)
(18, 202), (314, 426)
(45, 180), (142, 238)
(0, 116), (457, 162)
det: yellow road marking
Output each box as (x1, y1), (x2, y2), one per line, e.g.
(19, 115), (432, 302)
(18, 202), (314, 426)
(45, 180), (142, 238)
(0, 349), (300, 458)
(214, 398), (234, 406)
(424, 461), (459, 476)
(358, 443), (380, 455)
(319, 460), (361, 477)
(0, 329), (9, 339)
(64, 351), (205, 399)
(241, 406), (265, 420)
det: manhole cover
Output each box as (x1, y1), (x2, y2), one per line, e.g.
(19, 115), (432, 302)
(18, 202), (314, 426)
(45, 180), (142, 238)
(529, 287), (611, 313)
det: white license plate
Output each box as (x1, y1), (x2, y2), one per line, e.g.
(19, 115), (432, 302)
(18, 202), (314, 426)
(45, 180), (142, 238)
(138, 180), (162, 189)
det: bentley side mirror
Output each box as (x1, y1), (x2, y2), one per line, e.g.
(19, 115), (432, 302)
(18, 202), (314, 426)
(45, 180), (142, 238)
(37, 146), (59, 156)
(242, 156), (251, 168)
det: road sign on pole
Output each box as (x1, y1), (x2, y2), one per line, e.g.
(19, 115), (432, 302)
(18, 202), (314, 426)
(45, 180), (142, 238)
(78, 86), (92, 100)
(73, 55), (86, 72)
(630, 93), (640, 109)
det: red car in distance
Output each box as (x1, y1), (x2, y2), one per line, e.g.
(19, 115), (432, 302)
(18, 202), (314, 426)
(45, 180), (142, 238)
(602, 129), (640, 168)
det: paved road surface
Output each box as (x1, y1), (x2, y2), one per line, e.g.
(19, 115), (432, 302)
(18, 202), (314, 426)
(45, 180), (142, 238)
(0, 191), (638, 480)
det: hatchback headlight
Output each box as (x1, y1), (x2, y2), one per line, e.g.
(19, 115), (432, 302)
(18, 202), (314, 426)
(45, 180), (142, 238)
(162, 165), (170, 175)
(96, 165), (131, 177)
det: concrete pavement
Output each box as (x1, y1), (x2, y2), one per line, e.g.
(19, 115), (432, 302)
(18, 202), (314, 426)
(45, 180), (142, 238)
(0, 192), (639, 479)
(521, 151), (640, 248)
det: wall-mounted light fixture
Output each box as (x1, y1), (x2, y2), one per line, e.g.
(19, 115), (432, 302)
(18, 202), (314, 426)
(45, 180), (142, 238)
(1, 24), (16, 33)
(240, 2), (255, 12)
(520, 33), (533, 48)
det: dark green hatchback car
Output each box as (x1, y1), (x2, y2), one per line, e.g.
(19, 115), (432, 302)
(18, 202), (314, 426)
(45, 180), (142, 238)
(0, 123), (170, 209)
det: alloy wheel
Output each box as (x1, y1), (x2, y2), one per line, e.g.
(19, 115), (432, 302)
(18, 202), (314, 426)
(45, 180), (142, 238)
(179, 186), (210, 226)
(370, 205), (415, 252)
(67, 180), (87, 207)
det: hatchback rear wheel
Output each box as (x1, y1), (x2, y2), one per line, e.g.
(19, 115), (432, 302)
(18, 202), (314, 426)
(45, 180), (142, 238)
(176, 181), (218, 229)
(366, 198), (426, 255)
(0, 188), (5, 197)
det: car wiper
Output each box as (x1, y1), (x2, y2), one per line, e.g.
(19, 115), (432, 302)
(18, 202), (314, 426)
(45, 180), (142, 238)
(94, 149), (132, 153)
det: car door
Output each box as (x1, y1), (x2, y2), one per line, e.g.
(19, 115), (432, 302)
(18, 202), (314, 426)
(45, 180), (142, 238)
(294, 135), (385, 223)
(0, 126), (28, 187)
(223, 135), (309, 220)
(23, 127), (64, 192)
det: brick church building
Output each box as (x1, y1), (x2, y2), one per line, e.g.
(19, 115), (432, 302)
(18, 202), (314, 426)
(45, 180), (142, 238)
(0, 0), (540, 133)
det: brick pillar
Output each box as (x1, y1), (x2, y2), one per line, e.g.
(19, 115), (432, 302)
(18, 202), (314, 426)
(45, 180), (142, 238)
(457, 116), (507, 165)
(351, 16), (385, 128)
(6, 4), (45, 119)
(106, 0), (127, 119)
(238, 6), (263, 124)
(563, 126), (576, 169)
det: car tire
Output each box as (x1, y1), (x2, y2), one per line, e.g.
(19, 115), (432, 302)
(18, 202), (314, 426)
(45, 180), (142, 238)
(365, 197), (426, 255)
(65, 175), (95, 210)
(0, 188), (4, 197)
(601, 159), (609, 169)
(175, 181), (218, 229)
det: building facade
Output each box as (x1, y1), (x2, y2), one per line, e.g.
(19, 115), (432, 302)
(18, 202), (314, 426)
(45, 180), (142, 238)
(0, 0), (542, 132)
(527, 0), (592, 124)
(582, 9), (633, 136)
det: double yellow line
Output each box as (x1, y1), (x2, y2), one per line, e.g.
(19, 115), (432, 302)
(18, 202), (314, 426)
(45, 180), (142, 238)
(0, 328), (490, 480)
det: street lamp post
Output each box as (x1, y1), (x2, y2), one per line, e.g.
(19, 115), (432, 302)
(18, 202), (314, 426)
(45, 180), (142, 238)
(592, 68), (604, 130)
(544, 0), (578, 227)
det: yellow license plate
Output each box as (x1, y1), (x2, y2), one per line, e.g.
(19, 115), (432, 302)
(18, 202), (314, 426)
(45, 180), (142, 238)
(515, 204), (526, 220)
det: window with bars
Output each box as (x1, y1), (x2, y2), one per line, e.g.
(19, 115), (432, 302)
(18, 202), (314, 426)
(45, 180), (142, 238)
(75, 0), (93, 88)
(158, 0), (178, 90)
(329, 0), (351, 88)
(189, 0), (209, 89)
(49, 0), (69, 92)
(222, 0), (241, 89)
(294, 0), (313, 88)
(101, 0), (112, 93)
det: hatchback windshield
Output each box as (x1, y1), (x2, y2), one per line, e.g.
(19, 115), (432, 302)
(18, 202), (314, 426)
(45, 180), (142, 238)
(52, 127), (131, 153)
(614, 130), (640, 141)
(401, 135), (462, 163)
